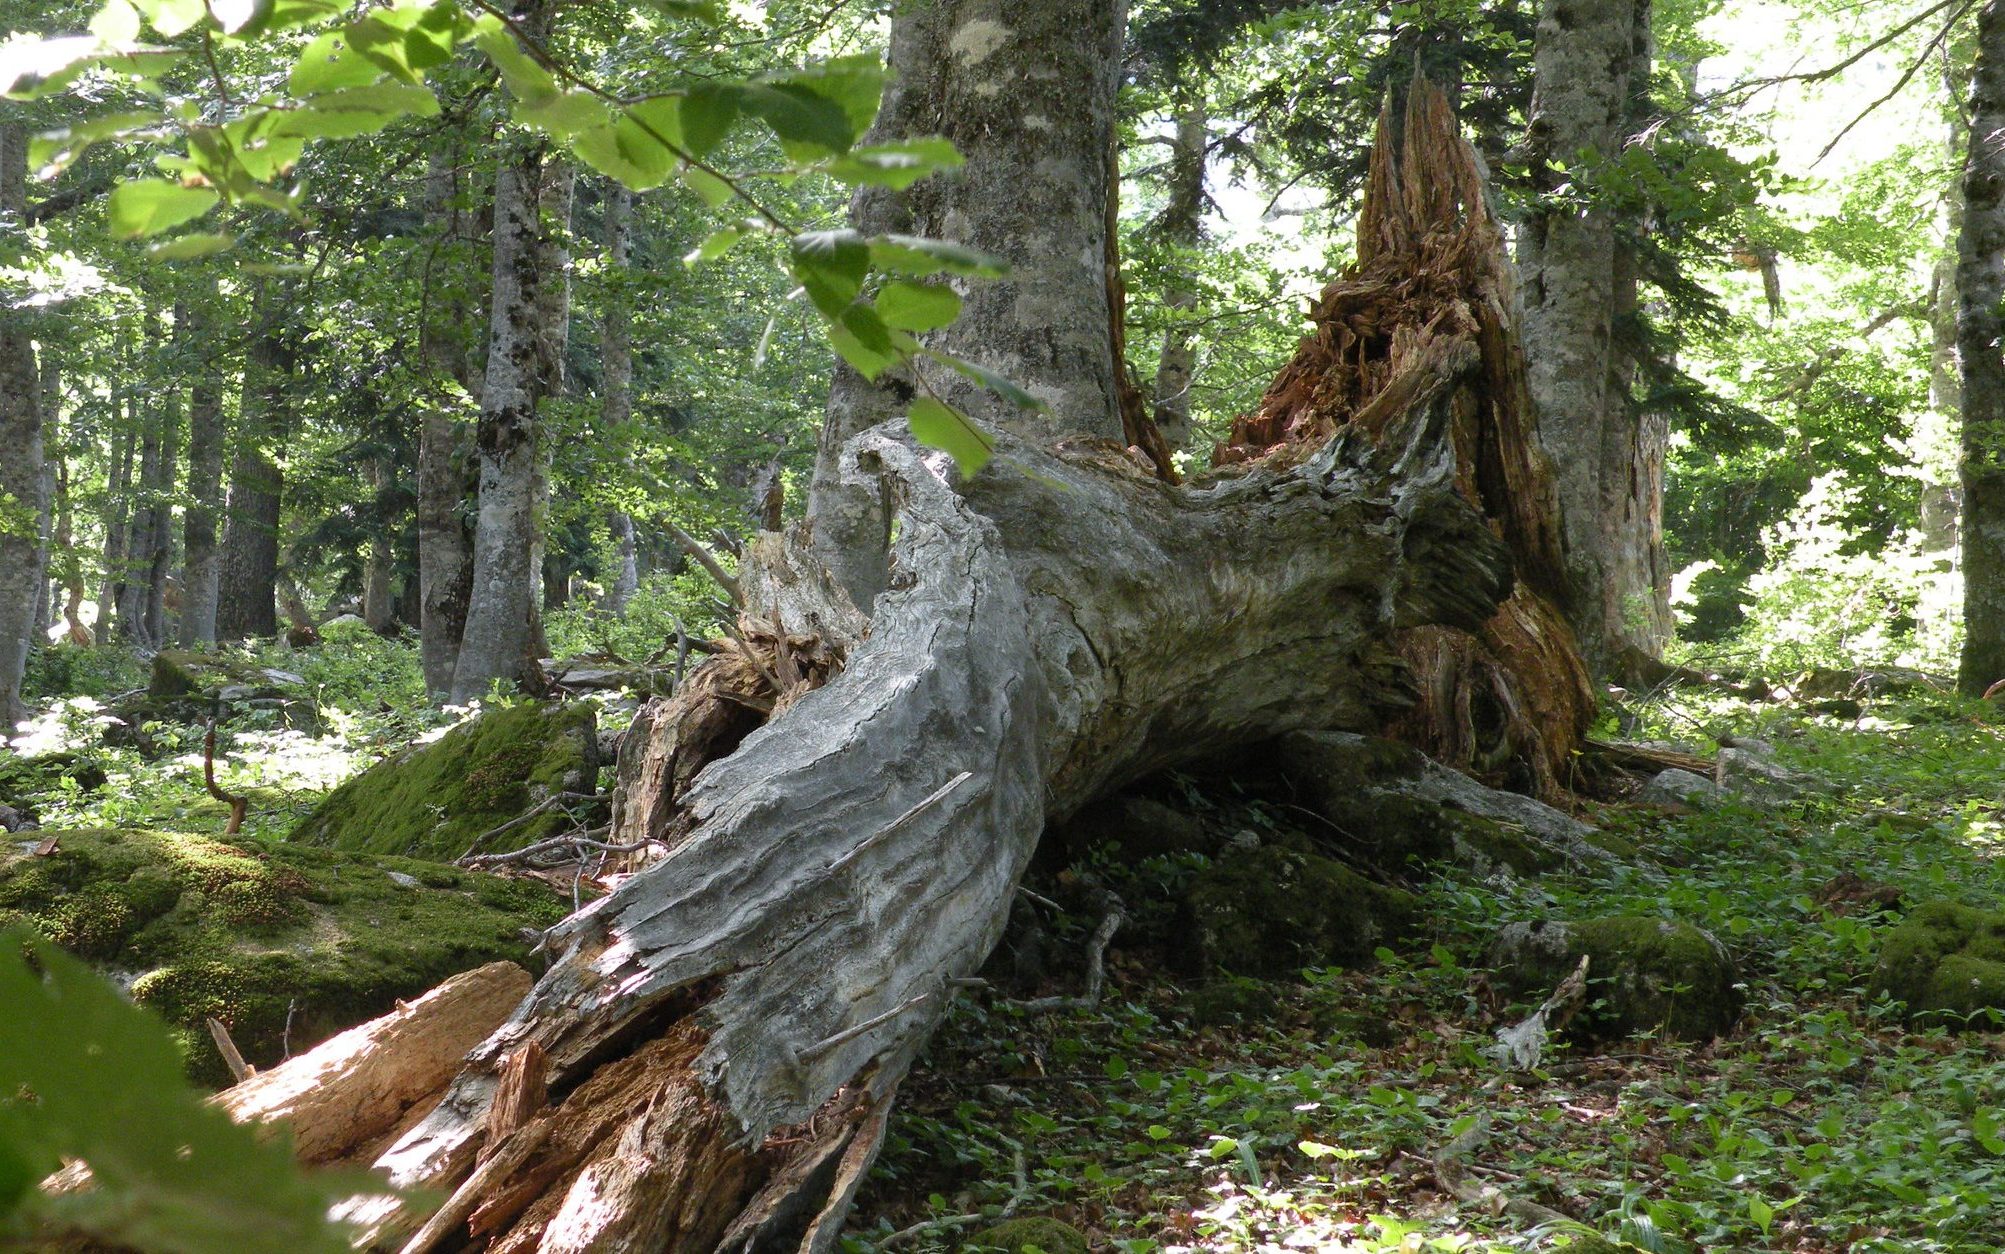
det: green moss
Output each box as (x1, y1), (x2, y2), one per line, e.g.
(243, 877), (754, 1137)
(965, 1216), (1089, 1254)
(1184, 975), (1283, 1027)
(1490, 917), (1740, 1041)
(292, 701), (598, 860)
(1181, 846), (1415, 978)
(0, 829), (567, 1084)
(1870, 900), (2005, 1024)
(1440, 811), (1563, 876)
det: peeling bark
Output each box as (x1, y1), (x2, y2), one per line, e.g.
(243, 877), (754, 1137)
(1217, 81), (1593, 795)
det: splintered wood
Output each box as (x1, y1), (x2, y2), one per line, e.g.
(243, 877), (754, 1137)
(1216, 76), (1594, 797)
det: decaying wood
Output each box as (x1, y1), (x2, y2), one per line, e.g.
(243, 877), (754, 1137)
(216, 962), (531, 1166)
(1214, 78), (1594, 798)
(238, 77), (1567, 1254)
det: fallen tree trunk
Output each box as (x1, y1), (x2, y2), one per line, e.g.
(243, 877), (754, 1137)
(312, 363), (1513, 1251)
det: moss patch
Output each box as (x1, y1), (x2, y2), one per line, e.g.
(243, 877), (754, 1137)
(0, 829), (566, 1083)
(1870, 900), (2005, 1024)
(1180, 845), (1415, 978)
(1488, 916), (1741, 1041)
(292, 701), (599, 860)
(966, 1216), (1089, 1254)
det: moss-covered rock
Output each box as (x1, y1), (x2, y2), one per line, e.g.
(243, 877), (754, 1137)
(1869, 900), (2005, 1024)
(1183, 975), (1283, 1027)
(965, 1216), (1089, 1254)
(1487, 917), (1741, 1042)
(293, 701), (599, 860)
(138, 649), (321, 732)
(0, 829), (565, 1082)
(1180, 845), (1415, 978)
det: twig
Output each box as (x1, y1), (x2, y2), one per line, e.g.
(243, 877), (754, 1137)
(461, 827), (650, 868)
(207, 1017), (254, 1083)
(455, 792), (607, 860)
(879, 1141), (1029, 1249)
(1010, 900), (1125, 1013)
(1431, 1113), (1586, 1232)
(203, 719), (248, 836)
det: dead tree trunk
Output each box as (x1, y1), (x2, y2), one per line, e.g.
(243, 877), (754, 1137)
(238, 80), (1567, 1254)
(1216, 81), (1593, 796)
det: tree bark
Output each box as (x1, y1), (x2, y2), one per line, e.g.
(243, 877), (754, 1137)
(180, 308), (227, 647)
(452, 140), (571, 702)
(0, 119), (44, 734)
(217, 300), (291, 642)
(811, 0), (1129, 600)
(1152, 93), (1208, 453)
(31, 356), (57, 651)
(134, 317), (183, 647)
(1960, 0), (2005, 694)
(600, 180), (640, 617)
(363, 453), (398, 635)
(96, 387), (134, 645)
(1520, 0), (1669, 680)
(419, 145), (482, 699)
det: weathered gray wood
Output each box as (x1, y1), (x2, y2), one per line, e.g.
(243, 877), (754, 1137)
(362, 347), (1513, 1250)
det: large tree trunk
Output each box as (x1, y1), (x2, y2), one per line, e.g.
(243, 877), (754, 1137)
(1960, 1), (2005, 695)
(179, 309), (227, 647)
(811, 0), (1129, 598)
(452, 139), (571, 702)
(1519, 0), (1669, 680)
(419, 145), (482, 699)
(600, 180), (641, 617)
(0, 119), (44, 734)
(217, 303), (290, 641)
(243, 74), (1573, 1254)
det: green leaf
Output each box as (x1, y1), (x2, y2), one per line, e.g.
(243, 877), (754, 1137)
(88, 0), (142, 45)
(735, 82), (854, 160)
(107, 179), (219, 238)
(147, 231), (234, 259)
(472, 22), (557, 107)
(769, 54), (882, 145)
(680, 162), (733, 208)
(269, 82), (439, 139)
(933, 350), (1046, 412)
(31, 109), (168, 173)
(789, 229), (870, 318)
(907, 397), (993, 477)
(288, 30), (385, 95)
(517, 89), (609, 139)
(867, 233), (1005, 279)
(3, 36), (183, 98)
(129, 0), (207, 37)
(828, 137), (962, 190)
(876, 280), (960, 333)
(677, 83), (740, 157)
(685, 222), (750, 265)
(827, 304), (899, 379)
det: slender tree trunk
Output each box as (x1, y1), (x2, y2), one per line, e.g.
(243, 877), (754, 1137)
(1151, 93), (1208, 453)
(811, 0), (1129, 601)
(140, 361), (182, 645)
(1520, 0), (1668, 680)
(0, 120), (45, 732)
(1959, 0), (2005, 694)
(419, 146), (482, 698)
(31, 356), (57, 647)
(97, 389), (134, 643)
(180, 313), (227, 647)
(452, 143), (571, 701)
(115, 381), (162, 645)
(217, 304), (290, 641)
(363, 454), (398, 634)
(1925, 48), (1974, 552)
(55, 443), (85, 648)
(600, 181), (640, 616)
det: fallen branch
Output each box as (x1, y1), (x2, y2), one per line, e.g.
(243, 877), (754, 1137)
(1432, 1112), (1585, 1232)
(878, 1140), (1028, 1250)
(454, 792), (607, 861)
(667, 520), (743, 606)
(1010, 900), (1125, 1014)
(207, 1017), (254, 1083)
(459, 827), (649, 869)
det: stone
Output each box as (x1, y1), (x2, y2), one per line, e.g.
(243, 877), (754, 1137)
(1637, 768), (1719, 807)
(1179, 844), (1414, 978)
(1715, 747), (1825, 806)
(1279, 732), (1612, 876)
(1870, 900), (2005, 1025)
(1486, 917), (1741, 1041)
(1044, 792), (1214, 864)
(293, 701), (600, 861)
(136, 650), (321, 735)
(1183, 975), (1283, 1027)
(0, 828), (567, 1084)
(966, 1217), (1090, 1254)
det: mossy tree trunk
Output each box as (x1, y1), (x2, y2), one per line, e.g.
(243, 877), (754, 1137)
(1960, 0), (2005, 695)
(0, 118), (45, 734)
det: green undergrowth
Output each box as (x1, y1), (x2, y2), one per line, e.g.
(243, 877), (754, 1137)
(845, 688), (2005, 1253)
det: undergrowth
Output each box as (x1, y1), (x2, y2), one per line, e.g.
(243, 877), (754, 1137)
(847, 688), (2005, 1253)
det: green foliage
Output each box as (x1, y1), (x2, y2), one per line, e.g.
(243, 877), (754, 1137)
(0, 930), (362, 1253)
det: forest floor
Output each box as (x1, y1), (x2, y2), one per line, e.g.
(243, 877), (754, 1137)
(10, 643), (2005, 1254)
